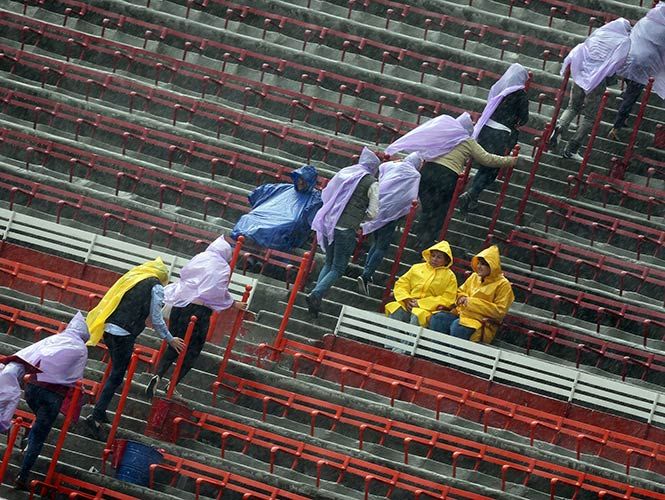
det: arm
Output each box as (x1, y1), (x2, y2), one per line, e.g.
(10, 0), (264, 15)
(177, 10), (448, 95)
(468, 140), (516, 168)
(465, 281), (515, 319)
(366, 181), (379, 220)
(151, 285), (185, 352)
(392, 267), (415, 303)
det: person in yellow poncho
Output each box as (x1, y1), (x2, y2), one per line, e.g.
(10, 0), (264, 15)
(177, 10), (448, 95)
(429, 245), (514, 344)
(83, 258), (184, 440)
(384, 240), (458, 327)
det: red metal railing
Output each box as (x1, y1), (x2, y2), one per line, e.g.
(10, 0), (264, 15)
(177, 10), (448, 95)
(44, 381), (83, 485)
(272, 252), (312, 352)
(437, 161), (472, 242)
(216, 285), (252, 380)
(484, 145), (520, 246)
(166, 316), (197, 399)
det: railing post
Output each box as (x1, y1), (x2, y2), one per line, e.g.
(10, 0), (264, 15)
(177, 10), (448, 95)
(437, 161), (471, 241)
(273, 251), (312, 351)
(45, 381), (83, 484)
(105, 351), (140, 450)
(166, 316), (197, 399)
(571, 91), (609, 198)
(515, 65), (570, 225)
(380, 201), (418, 311)
(0, 417), (24, 483)
(484, 146), (520, 246)
(217, 285), (252, 380)
(618, 77), (654, 179)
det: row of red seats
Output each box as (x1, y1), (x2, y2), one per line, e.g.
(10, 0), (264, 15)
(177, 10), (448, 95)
(259, 339), (665, 475)
(217, 372), (665, 476)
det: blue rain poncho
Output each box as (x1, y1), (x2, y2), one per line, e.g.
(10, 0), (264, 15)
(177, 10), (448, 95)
(231, 165), (322, 251)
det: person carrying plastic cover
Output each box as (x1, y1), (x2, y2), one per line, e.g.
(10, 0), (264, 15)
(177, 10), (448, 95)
(384, 240), (457, 329)
(550, 18), (632, 161)
(308, 147), (380, 317)
(146, 237), (247, 399)
(0, 312), (89, 490)
(230, 165), (323, 253)
(84, 258), (184, 440)
(385, 113), (517, 248)
(608, 4), (665, 141)
(458, 64), (530, 215)
(357, 152), (423, 296)
(429, 245), (514, 344)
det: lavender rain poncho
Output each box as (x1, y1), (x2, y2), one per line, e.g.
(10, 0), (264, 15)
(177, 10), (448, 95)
(562, 18), (632, 93)
(385, 113), (474, 161)
(0, 312), (89, 432)
(618, 4), (665, 99)
(311, 147), (380, 248)
(361, 152), (422, 235)
(473, 64), (529, 139)
(164, 236), (234, 312)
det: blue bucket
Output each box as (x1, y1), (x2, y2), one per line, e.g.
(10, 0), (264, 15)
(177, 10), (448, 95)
(115, 440), (163, 487)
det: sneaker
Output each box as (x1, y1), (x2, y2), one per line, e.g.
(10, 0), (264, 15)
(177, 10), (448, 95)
(457, 192), (479, 215)
(562, 150), (583, 162)
(357, 276), (370, 296)
(549, 125), (560, 149)
(145, 375), (160, 399)
(305, 293), (321, 318)
(607, 128), (620, 141)
(13, 476), (28, 491)
(84, 414), (104, 441)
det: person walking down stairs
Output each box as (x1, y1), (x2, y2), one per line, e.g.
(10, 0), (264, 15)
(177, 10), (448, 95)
(0, 312), (89, 490)
(146, 237), (247, 399)
(84, 258), (184, 440)
(550, 18), (632, 161)
(308, 147), (381, 317)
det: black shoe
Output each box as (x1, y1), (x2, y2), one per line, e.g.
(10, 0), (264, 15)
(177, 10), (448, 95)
(84, 414), (104, 441)
(549, 125), (560, 149)
(145, 375), (159, 399)
(13, 477), (28, 491)
(306, 293), (321, 317)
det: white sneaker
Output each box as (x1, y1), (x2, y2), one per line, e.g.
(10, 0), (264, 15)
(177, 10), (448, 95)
(562, 150), (583, 162)
(357, 276), (370, 296)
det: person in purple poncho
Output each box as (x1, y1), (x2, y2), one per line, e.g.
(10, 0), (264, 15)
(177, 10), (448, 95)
(145, 236), (247, 398)
(357, 152), (423, 296)
(608, 4), (665, 141)
(308, 147), (380, 317)
(385, 113), (517, 248)
(550, 18), (632, 161)
(458, 63), (530, 215)
(0, 312), (89, 490)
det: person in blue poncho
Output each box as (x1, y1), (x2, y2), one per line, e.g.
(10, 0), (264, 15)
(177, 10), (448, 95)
(231, 165), (322, 252)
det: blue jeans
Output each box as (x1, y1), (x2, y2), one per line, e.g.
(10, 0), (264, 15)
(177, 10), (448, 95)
(92, 333), (135, 421)
(429, 312), (475, 340)
(18, 384), (65, 481)
(362, 220), (398, 282)
(389, 307), (419, 325)
(311, 228), (357, 299)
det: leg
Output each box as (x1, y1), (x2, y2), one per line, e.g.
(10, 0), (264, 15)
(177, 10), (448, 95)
(557, 83), (585, 136)
(17, 385), (64, 482)
(310, 228), (356, 299)
(156, 306), (189, 378)
(361, 220), (398, 282)
(465, 127), (512, 203)
(449, 319), (475, 341)
(428, 312), (458, 333)
(389, 308), (412, 323)
(612, 79), (645, 130)
(92, 333), (134, 421)
(174, 307), (211, 384)
(566, 84), (605, 155)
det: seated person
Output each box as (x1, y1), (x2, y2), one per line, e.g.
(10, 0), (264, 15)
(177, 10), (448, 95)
(231, 165), (323, 252)
(429, 245), (514, 343)
(384, 240), (457, 327)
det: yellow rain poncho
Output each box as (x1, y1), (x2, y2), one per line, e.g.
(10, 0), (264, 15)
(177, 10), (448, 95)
(85, 258), (169, 346)
(456, 245), (514, 343)
(385, 240), (457, 326)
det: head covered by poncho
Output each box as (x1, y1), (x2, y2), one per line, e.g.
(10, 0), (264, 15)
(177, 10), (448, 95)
(311, 147), (380, 248)
(164, 236), (234, 312)
(473, 63), (529, 138)
(86, 258), (169, 346)
(562, 18), (632, 93)
(361, 152), (422, 235)
(385, 113), (474, 161)
(0, 312), (89, 432)
(618, 4), (665, 99)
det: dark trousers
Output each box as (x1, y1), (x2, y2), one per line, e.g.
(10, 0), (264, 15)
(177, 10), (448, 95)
(361, 219), (399, 282)
(92, 333), (135, 421)
(467, 126), (517, 199)
(613, 79), (645, 129)
(416, 163), (459, 247)
(156, 303), (212, 384)
(311, 228), (357, 299)
(18, 384), (65, 481)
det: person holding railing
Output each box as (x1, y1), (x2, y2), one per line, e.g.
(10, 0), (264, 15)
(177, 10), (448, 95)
(458, 63), (530, 215)
(84, 258), (184, 440)
(550, 18), (632, 161)
(308, 147), (381, 317)
(608, 3), (665, 141)
(146, 236), (247, 399)
(357, 152), (423, 296)
(0, 312), (89, 490)
(429, 245), (514, 344)
(384, 240), (457, 329)
(385, 113), (517, 248)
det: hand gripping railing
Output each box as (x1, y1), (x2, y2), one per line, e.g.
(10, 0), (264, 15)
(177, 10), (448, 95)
(515, 65), (570, 225)
(484, 145), (520, 246)
(380, 201), (418, 311)
(216, 284), (252, 380)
